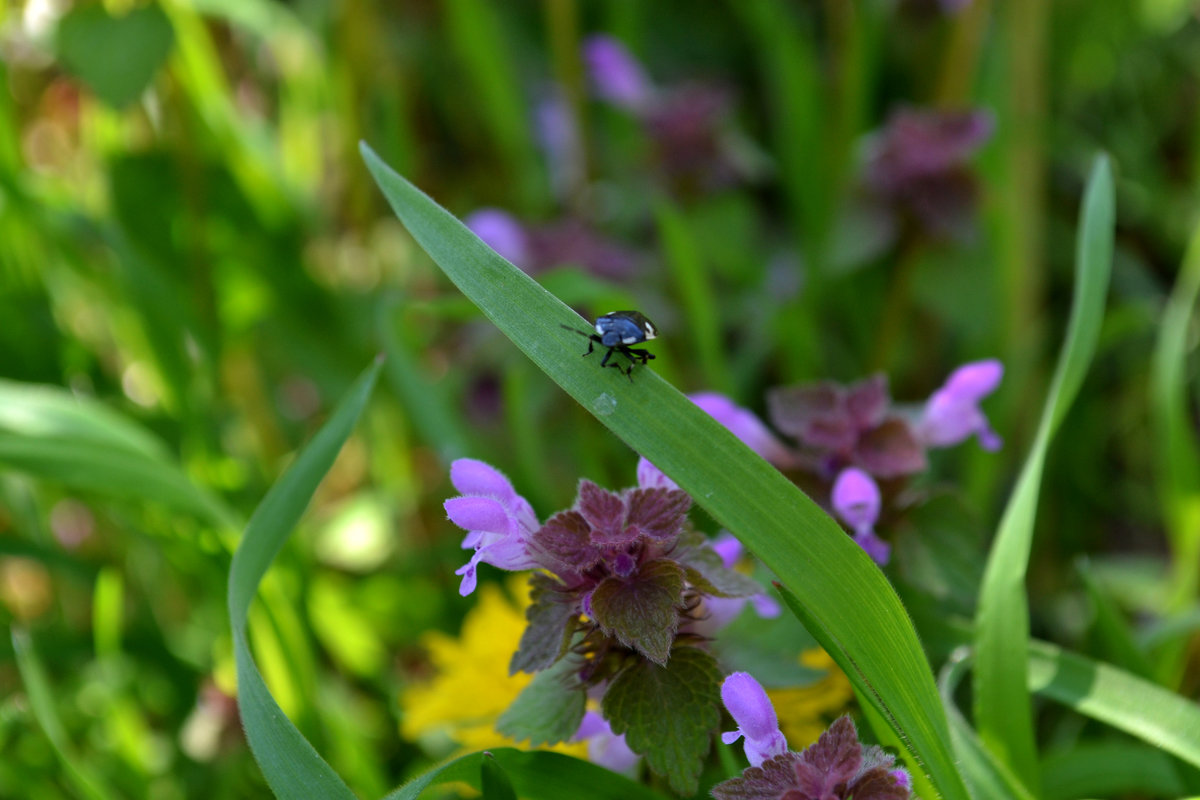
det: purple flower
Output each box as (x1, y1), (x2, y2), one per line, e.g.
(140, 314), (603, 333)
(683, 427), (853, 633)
(583, 35), (653, 113)
(639, 393), (792, 490)
(720, 672), (789, 767)
(712, 715), (911, 800)
(831, 468), (890, 565)
(864, 107), (993, 237)
(916, 359), (1003, 451)
(767, 375), (927, 479)
(698, 534), (780, 631)
(465, 209), (531, 267)
(573, 710), (639, 773)
(466, 209), (638, 280)
(445, 459), (541, 596)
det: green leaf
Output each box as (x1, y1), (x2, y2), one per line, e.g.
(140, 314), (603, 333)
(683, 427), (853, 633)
(601, 646), (721, 796)
(0, 380), (238, 530)
(56, 4), (174, 109)
(381, 748), (668, 800)
(510, 573), (578, 675)
(1027, 638), (1200, 770)
(1151, 219), (1200, 612)
(973, 154), (1114, 788)
(480, 753), (518, 800)
(228, 359), (382, 800)
(361, 143), (972, 800)
(591, 559), (685, 666)
(496, 657), (586, 747)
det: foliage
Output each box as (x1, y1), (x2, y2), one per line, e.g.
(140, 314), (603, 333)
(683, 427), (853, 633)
(2, 2), (1199, 799)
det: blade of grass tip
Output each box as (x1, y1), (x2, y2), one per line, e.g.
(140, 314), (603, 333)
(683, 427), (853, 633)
(360, 144), (972, 800)
(1151, 220), (1200, 614)
(12, 629), (116, 800)
(227, 358), (382, 800)
(973, 155), (1114, 789)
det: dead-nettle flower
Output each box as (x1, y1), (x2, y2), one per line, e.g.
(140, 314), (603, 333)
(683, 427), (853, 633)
(715, 672), (911, 800)
(582, 35), (655, 114)
(831, 468), (889, 566)
(767, 374), (927, 480)
(916, 359), (1004, 451)
(863, 107), (993, 238)
(582, 34), (751, 191)
(445, 459), (765, 667)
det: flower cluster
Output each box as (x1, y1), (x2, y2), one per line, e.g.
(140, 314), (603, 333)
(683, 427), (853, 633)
(447, 459), (764, 667)
(632, 366), (1002, 566)
(715, 672), (911, 800)
(863, 107), (994, 239)
(584, 35), (756, 193)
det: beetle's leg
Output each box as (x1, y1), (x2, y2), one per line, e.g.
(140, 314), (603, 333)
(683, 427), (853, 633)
(599, 347), (613, 368)
(624, 347), (654, 365)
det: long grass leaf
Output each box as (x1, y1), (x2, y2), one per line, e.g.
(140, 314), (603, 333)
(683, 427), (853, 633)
(1027, 638), (1200, 770)
(227, 359), (382, 800)
(361, 144), (972, 800)
(0, 380), (239, 529)
(1151, 221), (1200, 612)
(11, 629), (116, 800)
(972, 155), (1114, 788)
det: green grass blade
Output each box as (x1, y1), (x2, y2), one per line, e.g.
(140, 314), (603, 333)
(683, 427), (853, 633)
(0, 379), (239, 529)
(382, 749), (667, 800)
(937, 650), (1038, 800)
(1151, 221), (1200, 612)
(227, 358), (382, 800)
(361, 144), (972, 800)
(11, 629), (116, 800)
(972, 154), (1114, 788)
(654, 200), (733, 395)
(1027, 638), (1200, 771)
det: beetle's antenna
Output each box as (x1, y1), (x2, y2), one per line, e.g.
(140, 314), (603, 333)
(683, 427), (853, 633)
(560, 324), (592, 339)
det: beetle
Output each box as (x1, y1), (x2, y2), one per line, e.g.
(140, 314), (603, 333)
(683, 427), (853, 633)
(561, 310), (658, 381)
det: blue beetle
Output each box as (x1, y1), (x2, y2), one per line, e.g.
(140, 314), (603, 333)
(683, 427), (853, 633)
(562, 310), (658, 381)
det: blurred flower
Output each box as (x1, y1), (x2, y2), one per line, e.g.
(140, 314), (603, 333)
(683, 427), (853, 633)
(573, 710), (639, 773)
(832, 468), (889, 565)
(445, 459), (541, 596)
(582, 35), (753, 193)
(583, 35), (654, 113)
(720, 672), (790, 767)
(863, 107), (993, 238)
(465, 208), (530, 266)
(638, 392), (793, 491)
(465, 211), (638, 280)
(767, 374), (927, 480)
(713, 711), (911, 800)
(767, 649), (856, 750)
(916, 359), (1003, 451)
(691, 533), (781, 635)
(400, 582), (587, 757)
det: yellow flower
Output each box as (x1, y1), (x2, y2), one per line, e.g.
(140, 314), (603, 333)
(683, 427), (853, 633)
(400, 579), (587, 758)
(766, 648), (855, 749)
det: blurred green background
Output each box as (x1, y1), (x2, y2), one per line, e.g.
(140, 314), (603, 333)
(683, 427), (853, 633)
(1, 0), (1197, 797)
